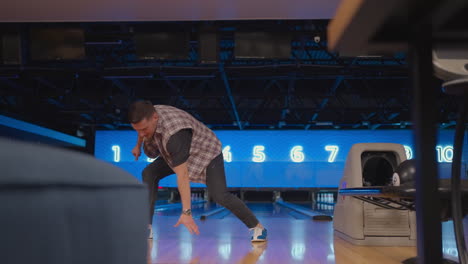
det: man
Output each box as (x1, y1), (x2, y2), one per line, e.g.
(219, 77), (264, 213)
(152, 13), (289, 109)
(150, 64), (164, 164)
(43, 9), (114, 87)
(128, 100), (267, 242)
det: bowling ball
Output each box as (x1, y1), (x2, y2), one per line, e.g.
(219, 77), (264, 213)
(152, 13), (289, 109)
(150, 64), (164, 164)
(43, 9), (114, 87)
(392, 159), (417, 186)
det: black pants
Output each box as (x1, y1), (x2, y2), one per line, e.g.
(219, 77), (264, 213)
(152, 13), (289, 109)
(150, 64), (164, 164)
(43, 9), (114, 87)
(142, 153), (259, 229)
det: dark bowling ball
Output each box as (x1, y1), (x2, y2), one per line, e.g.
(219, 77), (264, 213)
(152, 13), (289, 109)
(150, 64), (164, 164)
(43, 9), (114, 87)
(392, 159), (417, 186)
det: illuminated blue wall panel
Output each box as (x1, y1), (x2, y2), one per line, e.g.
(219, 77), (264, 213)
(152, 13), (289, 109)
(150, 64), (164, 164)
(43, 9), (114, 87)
(0, 114), (86, 147)
(94, 129), (467, 188)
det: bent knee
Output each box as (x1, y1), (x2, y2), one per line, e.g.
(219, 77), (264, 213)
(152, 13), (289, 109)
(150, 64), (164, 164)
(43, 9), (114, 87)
(210, 192), (232, 205)
(142, 167), (157, 182)
(142, 166), (168, 183)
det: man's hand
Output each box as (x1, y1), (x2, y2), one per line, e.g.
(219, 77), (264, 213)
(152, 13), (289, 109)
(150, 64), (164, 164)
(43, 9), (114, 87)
(132, 145), (141, 160)
(174, 214), (200, 235)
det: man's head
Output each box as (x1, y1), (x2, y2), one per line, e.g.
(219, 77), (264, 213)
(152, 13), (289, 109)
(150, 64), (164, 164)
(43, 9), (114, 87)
(128, 100), (158, 139)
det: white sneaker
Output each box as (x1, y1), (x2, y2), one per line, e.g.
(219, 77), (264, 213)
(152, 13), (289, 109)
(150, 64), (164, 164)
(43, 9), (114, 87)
(250, 226), (267, 242)
(148, 225), (153, 240)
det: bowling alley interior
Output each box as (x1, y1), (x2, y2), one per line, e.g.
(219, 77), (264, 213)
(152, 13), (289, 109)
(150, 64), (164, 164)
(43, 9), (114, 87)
(1, 0), (468, 263)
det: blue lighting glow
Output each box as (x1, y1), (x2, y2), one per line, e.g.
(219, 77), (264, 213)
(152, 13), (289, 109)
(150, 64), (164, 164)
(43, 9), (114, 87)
(339, 188), (382, 195)
(94, 129), (463, 188)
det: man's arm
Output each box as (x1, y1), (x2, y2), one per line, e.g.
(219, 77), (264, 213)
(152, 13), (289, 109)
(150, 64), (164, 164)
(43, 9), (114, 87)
(167, 129), (198, 234)
(132, 135), (144, 160)
(135, 134), (144, 148)
(173, 162), (199, 235)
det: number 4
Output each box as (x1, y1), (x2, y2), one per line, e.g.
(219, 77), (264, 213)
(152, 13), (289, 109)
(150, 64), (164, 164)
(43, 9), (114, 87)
(223, 146), (232, 163)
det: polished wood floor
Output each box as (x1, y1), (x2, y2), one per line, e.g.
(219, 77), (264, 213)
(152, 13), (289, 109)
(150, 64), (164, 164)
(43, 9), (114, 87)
(146, 202), (461, 264)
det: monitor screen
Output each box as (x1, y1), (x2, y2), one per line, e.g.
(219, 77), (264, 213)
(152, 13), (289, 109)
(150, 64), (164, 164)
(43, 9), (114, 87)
(234, 31), (291, 59)
(29, 27), (86, 61)
(1, 33), (21, 64)
(134, 32), (189, 60)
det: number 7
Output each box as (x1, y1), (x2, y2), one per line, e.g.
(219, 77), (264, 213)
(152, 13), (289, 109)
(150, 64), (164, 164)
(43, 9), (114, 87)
(325, 145), (339, 162)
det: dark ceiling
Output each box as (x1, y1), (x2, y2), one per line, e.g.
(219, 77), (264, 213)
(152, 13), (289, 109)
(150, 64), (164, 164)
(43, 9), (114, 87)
(0, 19), (459, 148)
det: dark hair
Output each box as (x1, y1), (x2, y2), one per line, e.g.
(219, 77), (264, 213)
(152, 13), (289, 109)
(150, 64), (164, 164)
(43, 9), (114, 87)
(128, 100), (156, 123)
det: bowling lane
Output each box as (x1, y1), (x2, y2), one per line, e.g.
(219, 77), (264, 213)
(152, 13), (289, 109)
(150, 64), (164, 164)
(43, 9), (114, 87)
(293, 201), (335, 216)
(153, 201), (315, 220)
(153, 201), (220, 217)
(220, 202), (312, 220)
(147, 199), (421, 264)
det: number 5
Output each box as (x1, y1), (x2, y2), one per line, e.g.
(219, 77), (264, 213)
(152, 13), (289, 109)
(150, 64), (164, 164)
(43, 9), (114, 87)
(252, 145), (266, 162)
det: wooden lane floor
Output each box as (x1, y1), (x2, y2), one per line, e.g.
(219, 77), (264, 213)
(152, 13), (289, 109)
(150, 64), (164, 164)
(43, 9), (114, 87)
(147, 202), (462, 263)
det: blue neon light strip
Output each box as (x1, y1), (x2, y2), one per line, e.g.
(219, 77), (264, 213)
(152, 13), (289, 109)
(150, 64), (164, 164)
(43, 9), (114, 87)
(339, 189), (382, 195)
(0, 115), (86, 147)
(94, 129), (463, 188)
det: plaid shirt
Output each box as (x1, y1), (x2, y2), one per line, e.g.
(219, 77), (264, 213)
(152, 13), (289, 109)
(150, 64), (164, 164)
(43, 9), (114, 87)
(143, 105), (221, 184)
